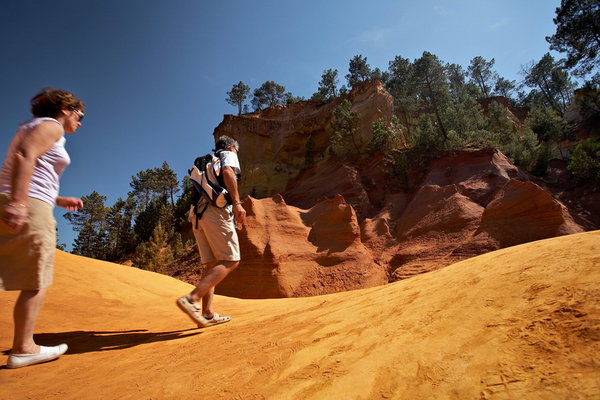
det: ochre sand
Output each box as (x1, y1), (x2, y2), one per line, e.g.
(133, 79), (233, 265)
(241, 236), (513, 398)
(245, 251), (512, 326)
(1, 231), (598, 399)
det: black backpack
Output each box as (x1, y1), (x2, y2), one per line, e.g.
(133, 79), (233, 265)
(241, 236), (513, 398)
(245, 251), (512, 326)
(188, 152), (230, 227)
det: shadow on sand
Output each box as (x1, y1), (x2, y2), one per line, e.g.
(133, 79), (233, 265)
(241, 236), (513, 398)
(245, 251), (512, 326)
(2, 328), (201, 356)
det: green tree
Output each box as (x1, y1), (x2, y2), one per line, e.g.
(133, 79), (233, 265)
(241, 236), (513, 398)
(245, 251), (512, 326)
(129, 169), (156, 211)
(330, 100), (361, 158)
(346, 54), (371, 88)
(134, 195), (169, 243)
(525, 104), (568, 143)
(132, 222), (174, 272)
(105, 197), (136, 261)
(483, 101), (543, 172)
(312, 69), (339, 101)
(522, 53), (577, 115)
(56, 228), (67, 251)
(494, 77), (517, 101)
(64, 191), (108, 259)
(285, 93), (305, 104)
(468, 56), (499, 98)
(155, 161), (179, 206)
(171, 233), (187, 259)
(226, 81), (251, 115)
(370, 67), (389, 84)
(413, 51), (451, 140)
(304, 134), (316, 167)
(441, 95), (487, 148)
(568, 138), (600, 184)
(251, 81), (288, 111)
(386, 56), (418, 134)
(368, 116), (404, 154)
(411, 113), (447, 152)
(173, 175), (193, 232)
(576, 75), (600, 118)
(485, 101), (516, 145)
(546, 0), (600, 76)
(129, 162), (179, 213)
(447, 63), (482, 101)
(71, 222), (106, 259)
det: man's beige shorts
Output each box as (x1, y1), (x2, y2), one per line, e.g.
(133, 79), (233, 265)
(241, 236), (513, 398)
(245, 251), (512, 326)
(189, 204), (240, 264)
(0, 194), (56, 291)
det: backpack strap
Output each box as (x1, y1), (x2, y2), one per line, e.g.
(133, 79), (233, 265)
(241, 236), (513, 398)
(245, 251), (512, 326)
(213, 150), (233, 205)
(193, 201), (209, 228)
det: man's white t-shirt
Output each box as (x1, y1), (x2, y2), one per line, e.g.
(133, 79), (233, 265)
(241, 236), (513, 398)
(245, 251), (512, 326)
(218, 150), (241, 176)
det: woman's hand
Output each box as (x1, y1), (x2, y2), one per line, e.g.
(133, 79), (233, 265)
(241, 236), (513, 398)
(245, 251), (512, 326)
(56, 196), (83, 211)
(1, 202), (28, 233)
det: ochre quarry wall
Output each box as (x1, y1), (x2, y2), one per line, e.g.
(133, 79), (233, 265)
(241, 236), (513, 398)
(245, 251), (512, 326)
(213, 80), (393, 200)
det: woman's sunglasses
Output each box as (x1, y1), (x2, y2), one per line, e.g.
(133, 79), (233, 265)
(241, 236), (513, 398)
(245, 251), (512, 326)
(73, 109), (85, 122)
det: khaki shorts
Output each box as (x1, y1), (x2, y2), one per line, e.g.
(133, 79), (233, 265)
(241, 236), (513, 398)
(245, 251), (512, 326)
(0, 193), (56, 291)
(189, 204), (240, 264)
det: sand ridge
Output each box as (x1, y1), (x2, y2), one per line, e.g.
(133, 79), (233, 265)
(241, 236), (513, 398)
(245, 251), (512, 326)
(1, 231), (599, 399)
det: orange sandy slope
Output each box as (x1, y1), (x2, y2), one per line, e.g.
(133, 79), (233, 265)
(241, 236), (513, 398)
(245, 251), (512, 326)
(1, 230), (598, 399)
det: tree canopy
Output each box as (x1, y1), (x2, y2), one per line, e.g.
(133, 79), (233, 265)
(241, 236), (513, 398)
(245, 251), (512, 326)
(312, 69), (339, 101)
(522, 52), (577, 115)
(226, 81), (250, 115)
(546, 0), (600, 76)
(346, 55), (372, 88)
(468, 56), (499, 98)
(251, 81), (288, 111)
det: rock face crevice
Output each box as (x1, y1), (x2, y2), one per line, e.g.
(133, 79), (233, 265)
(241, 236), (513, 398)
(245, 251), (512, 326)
(210, 81), (589, 298)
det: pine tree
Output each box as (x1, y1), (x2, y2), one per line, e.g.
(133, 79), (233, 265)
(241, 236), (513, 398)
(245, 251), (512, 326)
(468, 56), (499, 98)
(413, 51), (451, 140)
(386, 56), (418, 135)
(155, 161), (179, 206)
(105, 197), (136, 260)
(132, 222), (174, 272)
(522, 53), (576, 115)
(64, 191), (108, 259)
(304, 134), (316, 167)
(330, 100), (361, 158)
(251, 81), (288, 111)
(312, 69), (339, 101)
(546, 0), (600, 76)
(226, 81), (251, 115)
(346, 55), (371, 88)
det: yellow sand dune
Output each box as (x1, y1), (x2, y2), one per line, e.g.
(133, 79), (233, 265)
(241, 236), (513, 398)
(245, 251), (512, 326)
(1, 231), (599, 399)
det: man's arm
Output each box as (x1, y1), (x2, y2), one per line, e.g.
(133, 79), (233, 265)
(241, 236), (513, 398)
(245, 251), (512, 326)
(222, 165), (246, 225)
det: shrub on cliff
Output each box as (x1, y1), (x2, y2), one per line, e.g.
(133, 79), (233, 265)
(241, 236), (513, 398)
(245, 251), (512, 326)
(568, 138), (600, 185)
(330, 100), (362, 159)
(368, 116), (404, 154)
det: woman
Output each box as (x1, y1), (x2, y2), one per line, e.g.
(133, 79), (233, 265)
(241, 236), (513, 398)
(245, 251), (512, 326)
(0, 88), (84, 368)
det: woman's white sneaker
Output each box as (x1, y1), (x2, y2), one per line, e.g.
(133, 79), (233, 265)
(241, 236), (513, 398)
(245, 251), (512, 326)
(7, 344), (68, 369)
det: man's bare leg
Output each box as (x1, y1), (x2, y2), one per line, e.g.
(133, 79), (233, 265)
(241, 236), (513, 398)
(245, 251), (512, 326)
(188, 260), (239, 306)
(201, 287), (215, 317)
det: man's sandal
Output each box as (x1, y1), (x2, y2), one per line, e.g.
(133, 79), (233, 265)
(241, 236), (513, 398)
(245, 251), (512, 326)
(201, 312), (231, 327)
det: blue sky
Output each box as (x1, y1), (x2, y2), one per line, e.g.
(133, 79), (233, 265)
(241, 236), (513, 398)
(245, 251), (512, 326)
(0, 0), (562, 249)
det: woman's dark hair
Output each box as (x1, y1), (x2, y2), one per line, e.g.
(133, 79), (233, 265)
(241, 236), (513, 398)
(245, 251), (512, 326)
(30, 88), (85, 118)
(214, 135), (239, 151)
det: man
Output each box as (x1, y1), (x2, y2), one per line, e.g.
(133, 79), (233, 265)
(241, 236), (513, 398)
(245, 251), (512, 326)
(176, 135), (246, 327)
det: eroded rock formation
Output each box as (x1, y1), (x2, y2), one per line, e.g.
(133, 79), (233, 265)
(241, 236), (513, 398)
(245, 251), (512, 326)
(217, 195), (387, 298)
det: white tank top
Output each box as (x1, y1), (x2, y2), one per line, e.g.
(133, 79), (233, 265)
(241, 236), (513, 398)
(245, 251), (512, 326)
(0, 118), (71, 206)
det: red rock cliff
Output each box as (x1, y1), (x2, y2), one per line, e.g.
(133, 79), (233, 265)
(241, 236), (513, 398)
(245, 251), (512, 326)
(213, 80), (393, 200)
(201, 81), (588, 298)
